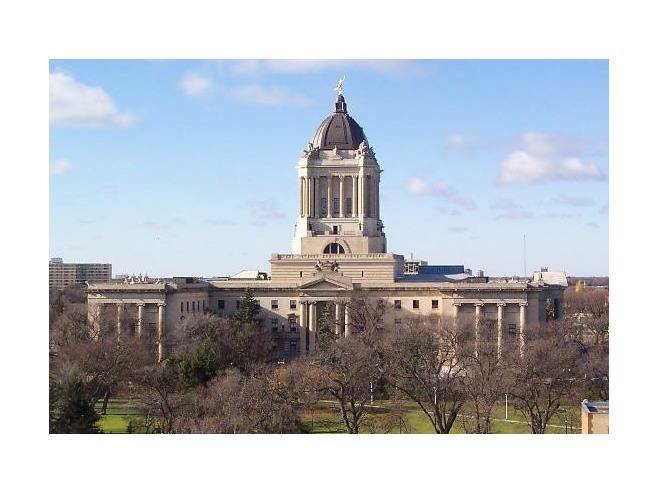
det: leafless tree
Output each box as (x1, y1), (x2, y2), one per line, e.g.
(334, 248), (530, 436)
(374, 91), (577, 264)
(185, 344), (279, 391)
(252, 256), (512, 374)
(385, 319), (466, 434)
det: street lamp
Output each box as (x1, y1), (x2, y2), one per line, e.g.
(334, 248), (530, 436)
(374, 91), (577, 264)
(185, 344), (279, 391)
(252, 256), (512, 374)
(504, 393), (508, 420)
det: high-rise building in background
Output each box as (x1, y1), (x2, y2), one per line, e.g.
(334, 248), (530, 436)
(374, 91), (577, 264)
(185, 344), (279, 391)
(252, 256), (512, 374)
(49, 257), (112, 290)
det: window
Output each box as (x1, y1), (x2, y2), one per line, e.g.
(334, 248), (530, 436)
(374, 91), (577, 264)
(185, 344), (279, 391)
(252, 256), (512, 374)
(332, 225), (338, 235)
(413, 299), (420, 309)
(290, 300), (297, 310)
(271, 318), (279, 332)
(180, 301), (184, 313)
(203, 300), (206, 311)
(394, 300), (401, 309)
(395, 319), (402, 328)
(346, 197), (352, 216)
(320, 197), (327, 216)
(290, 341), (298, 353)
(271, 300), (279, 310)
(217, 299), (225, 310)
(289, 315), (297, 332)
(432, 299), (439, 309)
(299, 271), (303, 277)
(323, 243), (344, 254)
(333, 198), (340, 215)
(508, 324), (517, 336)
(186, 301), (189, 313)
(236, 300), (240, 310)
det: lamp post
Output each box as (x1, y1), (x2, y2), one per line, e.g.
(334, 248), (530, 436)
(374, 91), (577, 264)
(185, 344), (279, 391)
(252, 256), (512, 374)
(504, 393), (508, 420)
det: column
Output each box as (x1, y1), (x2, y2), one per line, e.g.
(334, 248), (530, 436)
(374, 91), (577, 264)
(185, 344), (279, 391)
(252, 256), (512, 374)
(137, 303), (144, 338)
(308, 302), (316, 354)
(453, 302), (460, 326)
(157, 303), (166, 362)
(475, 303), (482, 357)
(314, 177), (320, 218)
(300, 302), (308, 356)
(352, 176), (358, 216)
(344, 304), (351, 338)
(300, 177), (304, 217)
(519, 302), (527, 356)
(359, 172), (366, 218)
(497, 303), (505, 358)
(306, 176), (311, 217)
(334, 302), (342, 336)
(339, 176), (345, 218)
(327, 176), (332, 218)
(117, 304), (124, 338)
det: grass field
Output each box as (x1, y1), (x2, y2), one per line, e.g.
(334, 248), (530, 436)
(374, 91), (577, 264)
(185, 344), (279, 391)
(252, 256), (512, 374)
(98, 397), (581, 434)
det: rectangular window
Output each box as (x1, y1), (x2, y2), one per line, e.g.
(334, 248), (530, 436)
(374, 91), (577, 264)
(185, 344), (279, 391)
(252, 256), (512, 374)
(181, 301), (184, 313)
(289, 316), (297, 332)
(290, 300), (297, 309)
(290, 341), (298, 353)
(394, 300), (401, 309)
(395, 319), (402, 328)
(431, 299), (439, 309)
(236, 300), (240, 310)
(508, 324), (517, 336)
(203, 300), (206, 311)
(320, 197), (327, 216)
(218, 299), (225, 310)
(332, 225), (338, 234)
(413, 299), (420, 309)
(271, 300), (279, 310)
(333, 197), (340, 215)
(271, 318), (279, 332)
(186, 301), (189, 313)
(346, 197), (352, 215)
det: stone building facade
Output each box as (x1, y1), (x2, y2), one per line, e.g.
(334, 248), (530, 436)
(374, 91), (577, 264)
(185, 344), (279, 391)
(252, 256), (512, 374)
(87, 89), (565, 361)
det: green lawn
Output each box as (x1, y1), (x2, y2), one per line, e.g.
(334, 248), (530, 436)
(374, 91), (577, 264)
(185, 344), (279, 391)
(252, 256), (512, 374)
(97, 396), (581, 434)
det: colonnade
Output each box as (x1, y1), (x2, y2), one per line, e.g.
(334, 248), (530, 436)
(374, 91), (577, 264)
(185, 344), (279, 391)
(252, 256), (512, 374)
(454, 301), (528, 357)
(91, 301), (167, 362)
(299, 174), (379, 220)
(298, 300), (351, 355)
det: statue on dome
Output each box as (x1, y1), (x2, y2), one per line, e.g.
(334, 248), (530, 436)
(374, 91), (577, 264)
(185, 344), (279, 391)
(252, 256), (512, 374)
(333, 75), (345, 96)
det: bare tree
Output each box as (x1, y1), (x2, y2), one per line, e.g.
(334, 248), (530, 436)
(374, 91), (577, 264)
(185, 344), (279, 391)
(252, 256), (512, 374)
(386, 320), (466, 434)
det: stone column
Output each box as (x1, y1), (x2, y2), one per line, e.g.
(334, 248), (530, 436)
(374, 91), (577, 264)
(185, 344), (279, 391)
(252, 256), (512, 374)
(453, 302), (460, 326)
(344, 304), (351, 338)
(339, 176), (345, 218)
(359, 172), (365, 218)
(497, 303), (505, 358)
(308, 302), (316, 354)
(352, 176), (358, 216)
(157, 303), (166, 362)
(300, 177), (304, 217)
(137, 303), (144, 338)
(334, 302), (342, 336)
(475, 303), (482, 357)
(519, 302), (527, 356)
(116, 303), (124, 337)
(300, 302), (308, 356)
(327, 176), (332, 218)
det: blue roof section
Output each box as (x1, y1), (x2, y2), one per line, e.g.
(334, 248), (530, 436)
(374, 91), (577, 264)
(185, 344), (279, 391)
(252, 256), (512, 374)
(398, 272), (473, 283)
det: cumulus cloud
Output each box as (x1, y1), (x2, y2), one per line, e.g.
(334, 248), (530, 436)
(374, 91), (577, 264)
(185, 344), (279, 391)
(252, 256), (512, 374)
(50, 70), (136, 127)
(229, 84), (310, 106)
(50, 158), (73, 174)
(492, 199), (533, 220)
(180, 72), (213, 97)
(406, 177), (476, 210)
(499, 151), (605, 185)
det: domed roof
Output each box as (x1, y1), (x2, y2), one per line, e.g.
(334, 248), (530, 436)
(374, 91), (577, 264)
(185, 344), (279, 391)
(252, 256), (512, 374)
(310, 95), (368, 150)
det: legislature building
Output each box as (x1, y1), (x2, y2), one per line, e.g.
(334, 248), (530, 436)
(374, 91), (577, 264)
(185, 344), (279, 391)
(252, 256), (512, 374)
(87, 86), (566, 362)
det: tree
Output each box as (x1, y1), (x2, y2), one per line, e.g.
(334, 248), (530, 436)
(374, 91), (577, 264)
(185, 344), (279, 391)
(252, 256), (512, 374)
(313, 332), (385, 434)
(169, 341), (219, 389)
(233, 287), (260, 325)
(386, 320), (466, 434)
(507, 322), (584, 434)
(50, 369), (101, 434)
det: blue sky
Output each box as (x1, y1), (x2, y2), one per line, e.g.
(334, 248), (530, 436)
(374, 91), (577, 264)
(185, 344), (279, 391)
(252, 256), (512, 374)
(49, 59), (609, 278)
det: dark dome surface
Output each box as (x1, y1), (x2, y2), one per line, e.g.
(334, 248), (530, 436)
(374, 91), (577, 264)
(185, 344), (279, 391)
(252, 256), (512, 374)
(310, 95), (368, 150)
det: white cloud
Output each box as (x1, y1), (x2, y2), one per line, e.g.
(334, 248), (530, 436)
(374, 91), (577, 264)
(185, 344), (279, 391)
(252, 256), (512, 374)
(519, 131), (587, 157)
(50, 70), (136, 127)
(492, 199), (533, 220)
(49, 158), (73, 174)
(180, 72), (213, 97)
(229, 84), (310, 106)
(444, 133), (477, 152)
(553, 194), (597, 207)
(246, 199), (285, 219)
(406, 177), (476, 210)
(499, 151), (605, 185)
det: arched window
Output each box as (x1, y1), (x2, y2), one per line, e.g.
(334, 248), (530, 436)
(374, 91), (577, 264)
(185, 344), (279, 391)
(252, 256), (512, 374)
(323, 243), (345, 254)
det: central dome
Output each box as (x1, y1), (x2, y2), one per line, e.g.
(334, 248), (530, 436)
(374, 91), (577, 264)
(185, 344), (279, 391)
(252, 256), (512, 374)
(310, 95), (368, 150)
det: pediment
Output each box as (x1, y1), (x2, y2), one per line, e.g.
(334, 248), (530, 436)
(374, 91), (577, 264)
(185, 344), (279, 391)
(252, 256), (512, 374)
(299, 274), (353, 291)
